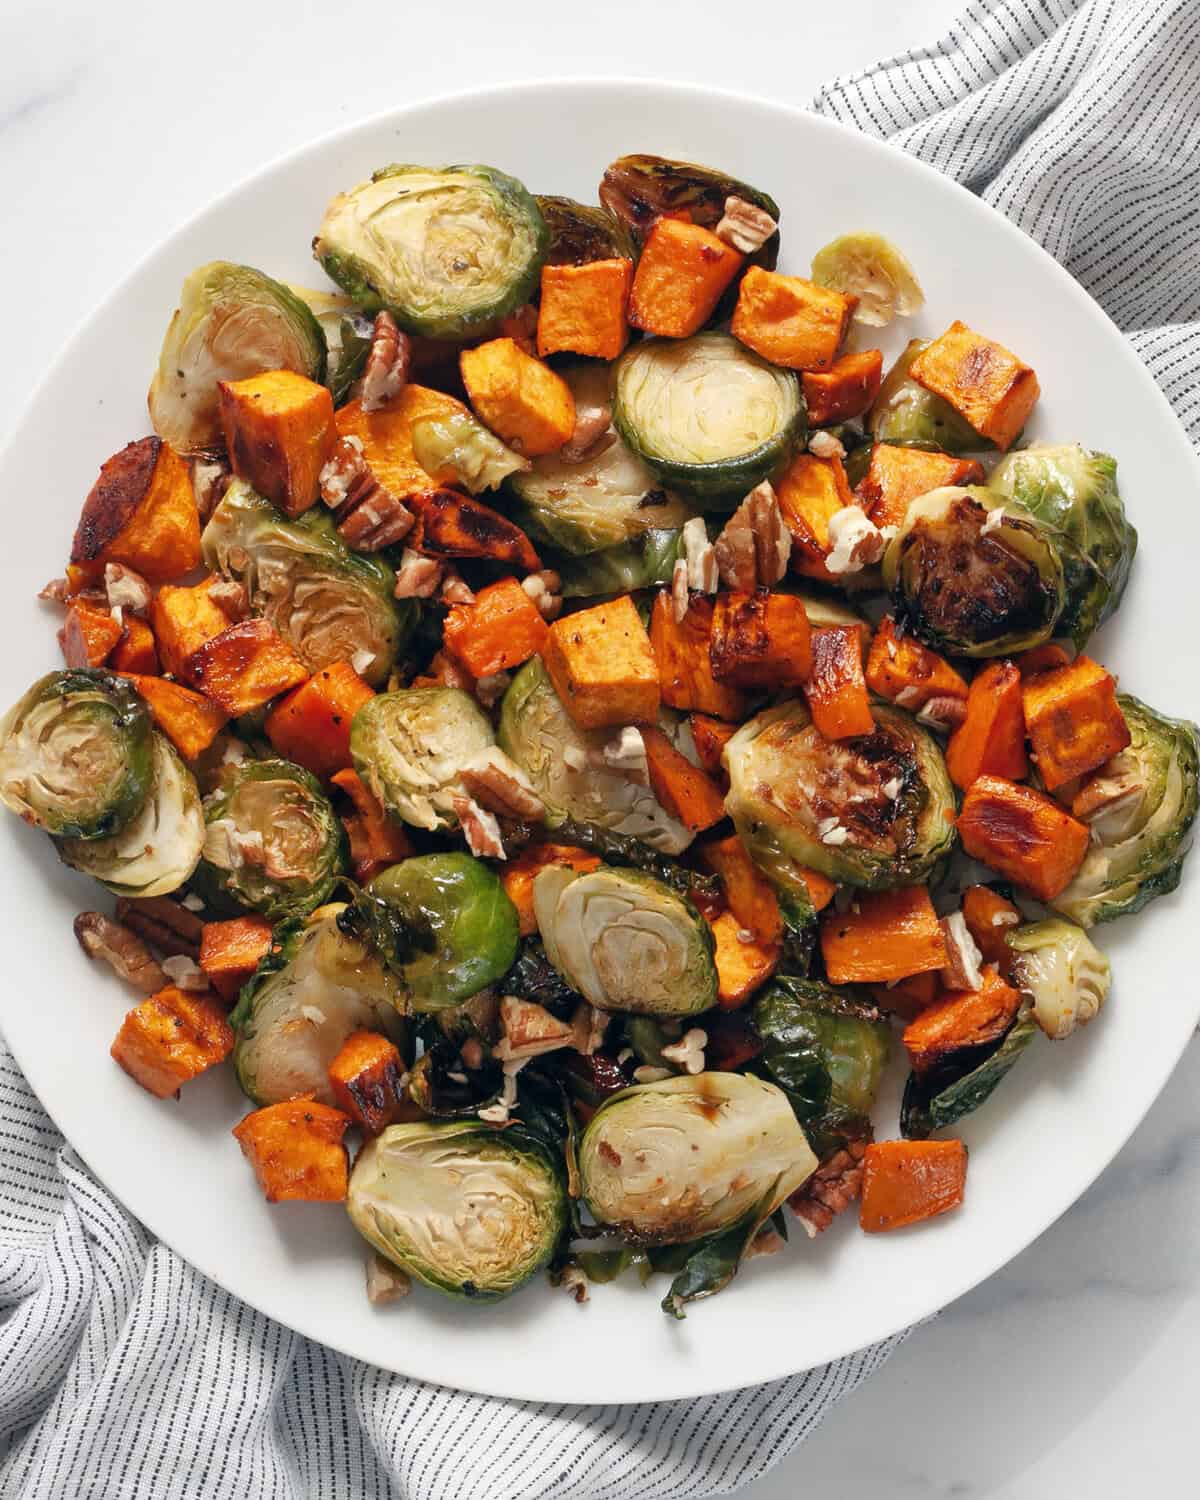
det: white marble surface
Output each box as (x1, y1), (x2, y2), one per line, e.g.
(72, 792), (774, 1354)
(3, 2), (1197, 1495)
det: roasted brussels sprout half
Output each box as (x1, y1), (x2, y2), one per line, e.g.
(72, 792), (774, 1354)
(202, 482), (411, 685)
(990, 443), (1137, 648)
(753, 978), (890, 1152)
(0, 669), (153, 839)
(578, 1072), (815, 1244)
(285, 286), (371, 406)
(868, 339), (984, 452)
(350, 687), (495, 833)
(314, 163), (548, 340)
(554, 528), (683, 598)
(1052, 695), (1199, 926)
(195, 759), (345, 920)
(882, 486), (1066, 657)
(536, 195), (635, 266)
(360, 854), (519, 1012)
(498, 659), (690, 854)
(901, 1002), (1039, 1140)
(1007, 918), (1111, 1039)
(725, 699), (956, 889)
(599, 154), (780, 268)
(811, 233), (924, 328)
(533, 863), (717, 1017)
(149, 262), (327, 453)
(507, 363), (692, 553)
(347, 1120), (566, 1301)
(231, 906), (406, 1105)
(410, 408), (528, 494)
(613, 334), (804, 507)
(57, 732), (204, 898)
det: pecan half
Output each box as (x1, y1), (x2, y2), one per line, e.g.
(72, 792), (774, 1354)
(521, 570), (563, 621)
(715, 196), (778, 254)
(38, 577), (71, 604)
(392, 548), (443, 599)
(917, 694), (969, 732)
(459, 746), (546, 822)
(360, 311), (412, 413)
(114, 896), (203, 960)
(191, 457), (232, 522)
(439, 568), (475, 606)
(74, 911), (166, 993)
(788, 1134), (870, 1237)
(450, 795), (506, 860)
(320, 436), (415, 552)
(941, 911), (984, 993)
(560, 400), (614, 463)
(714, 481), (791, 591)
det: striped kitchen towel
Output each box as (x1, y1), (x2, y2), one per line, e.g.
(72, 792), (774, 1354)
(1, 1), (1197, 1495)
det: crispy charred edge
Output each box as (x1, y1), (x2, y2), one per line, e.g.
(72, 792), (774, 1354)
(71, 437), (162, 564)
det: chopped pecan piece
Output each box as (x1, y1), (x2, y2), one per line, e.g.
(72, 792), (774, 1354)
(392, 548), (444, 599)
(715, 195), (778, 254)
(114, 896), (203, 960)
(74, 912), (166, 993)
(788, 1134), (871, 1237)
(660, 1027), (707, 1075)
(825, 505), (885, 576)
(569, 1002), (610, 1056)
(918, 694), (969, 732)
(320, 435), (415, 552)
(808, 429), (847, 460)
(714, 481), (791, 591)
(104, 562), (153, 616)
(38, 577), (71, 604)
(681, 516), (718, 594)
(161, 954), (211, 992)
(439, 568), (475, 606)
(521, 569), (563, 622)
(743, 1224), (786, 1260)
(359, 311), (411, 412)
(940, 911), (984, 993)
(207, 578), (250, 621)
(473, 670), (511, 709)
(366, 1251), (411, 1305)
(560, 400), (614, 463)
(493, 995), (575, 1062)
(450, 795), (506, 860)
(191, 457), (232, 522)
(459, 746), (546, 822)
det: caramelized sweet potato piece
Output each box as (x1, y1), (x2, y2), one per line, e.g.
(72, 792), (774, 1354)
(866, 616), (967, 711)
(1021, 655), (1130, 790)
(855, 444), (986, 532)
(696, 833), (783, 944)
(774, 451), (856, 580)
(688, 713), (737, 779)
(805, 625), (874, 740)
(232, 1098), (350, 1203)
(409, 488), (540, 572)
(331, 768), (413, 879)
(1015, 642), (1072, 678)
(650, 592), (749, 720)
(710, 590), (813, 690)
(945, 661), (1028, 789)
(796, 866), (838, 913)
(541, 595), (660, 729)
(902, 965), (1022, 1074)
(821, 886), (947, 985)
(628, 219), (743, 338)
(264, 662), (375, 778)
(199, 915), (274, 1003)
(123, 673), (229, 760)
(328, 1030), (407, 1135)
(640, 726), (727, 834)
(186, 619), (308, 716)
(961, 885), (1021, 970)
(110, 986), (234, 1098)
(460, 337), (576, 456)
(501, 842), (602, 937)
(218, 369), (336, 517)
(957, 775), (1089, 901)
(59, 600), (123, 668)
(442, 575), (549, 678)
(910, 321), (1039, 451)
(731, 267), (855, 370)
(802, 349), (883, 426)
(538, 258), (633, 360)
(871, 971), (941, 1023)
(334, 384), (466, 500)
(151, 580), (230, 679)
(110, 616), (159, 675)
(71, 437), (201, 584)
(860, 1138), (967, 1233)
(708, 908), (780, 1009)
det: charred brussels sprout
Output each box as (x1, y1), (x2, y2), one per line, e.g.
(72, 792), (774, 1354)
(196, 759), (345, 920)
(868, 339), (984, 452)
(613, 334), (803, 507)
(578, 1073), (815, 1244)
(536, 195), (635, 265)
(554, 528), (683, 598)
(498, 659), (690, 854)
(350, 688), (495, 832)
(725, 699), (956, 889)
(57, 732), (204, 897)
(149, 262), (326, 453)
(231, 906), (406, 1105)
(507, 363), (692, 553)
(0, 670), (152, 840)
(314, 164), (548, 339)
(364, 854), (519, 1012)
(810, 233), (924, 328)
(410, 408), (529, 494)
(1052, 695), (1199, 926)
(347, 1121), (566, 1301)
(990, 443), (1136, 648)
(882, 486), (1065, 657)
(600, 154), (780, 268)
(202, 482), (410, 685)
(1007, 918), (1111, 1039)
(532, 863), (717, 1017)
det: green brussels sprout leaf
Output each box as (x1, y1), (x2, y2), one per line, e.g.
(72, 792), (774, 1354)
(901, 1002), (1039, 1140)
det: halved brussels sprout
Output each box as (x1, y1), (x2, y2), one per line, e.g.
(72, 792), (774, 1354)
(347, 1120), (566, 1301)
(811, 233), (924, 328)
(533, 863), (717, 1017)
(202, 482), (411, 685)
(536, 195), (635, 265)
(578, 1072), (815, 1244)
(148, 262), (327, 453)
(498, 659), (690, 854)
(1007, 918), (1111, 1039)
(613, 334), (804, 507)
(901, 1001), (1038, 1140)
(57, 731), (204, 897)
(725, 699), (956, 889)
(0, 669), (152, 839)
(314, 163), (548, 339)
(410, 408), (529, 493)
(507, 363), (692, 552)
(599, 155), (780, 268)
(350, 688), (495, 832)
(231, 906), (406, 1105)
(1052, 695), (1199, 927)
(195, 759), (345, 920)
(868, 340), (984, 452)
(285, 286), (371, 406)
(554, 528), (683, 599)
(989, 443), (1137, 648)
(882, 486), (1065, 657)
(363, 854), (519, 1012)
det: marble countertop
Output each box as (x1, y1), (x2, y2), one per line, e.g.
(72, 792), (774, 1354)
(4, 2), (1197, 1495)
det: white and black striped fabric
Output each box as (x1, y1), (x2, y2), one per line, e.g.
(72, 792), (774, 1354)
(2, 2), (1197, 1494)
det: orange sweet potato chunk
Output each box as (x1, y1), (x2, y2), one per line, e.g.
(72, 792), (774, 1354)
(110, 616), (160, 676)
(409, 489), (541, 573)
(232, 1098), (350, 1203)
(910, 321), (1040, 451)
(774, 451), (856, 580)
(709, 591), (813, 690)
(628, 220), (743, 338)
(70, 437), (201, 584)
(460, 338), (576, 456)
(334, 384), (466, 500)
(538, 258), (632, 360)
(957, 775), (1089, 901)
(945, 661), (1028, 789)
(860, 1139), (967, 1233)
(331, 768), (413, 879)
(650, 592), (750, 720)
(696, 834), (784, 945)
(199, 915), (274, 1003)
(689, 714), (738, 779)
(871, 971), (942, 1023)
(1021, 655), (1130, 790)
(855, 444), (986, 532)
(151, 580), (231, 679)
(805, 625), (874, 740)
(265, 662), (375, 778)
(641, 726), (727, 835)
(186, 619), (308, 715)
(708, 909), (781, 1009)
(732, 267), (856, 371)
(442, 576), (549, 679)
(328, 1030), (408, 1135)
(218, 369), (336, 517)
(501, 842), (602, 937)
(821, 886), (948, 985)
(111, 986), (234, 1098)
(541, 595), (660, 729)
(123, 673), (229, 760)
(866, 616), (967, 711)
(58, 600), (123, 668)
(802, 350), (883, 426)
(961, 885), (1021, 971)
(902, 966), (1022, 1074)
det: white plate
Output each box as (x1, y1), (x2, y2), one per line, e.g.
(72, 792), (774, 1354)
(1, 80), (1197, 1406)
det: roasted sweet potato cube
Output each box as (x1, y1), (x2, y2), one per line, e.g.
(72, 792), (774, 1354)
(335, 384), (467, 500)
(218, 369), (336, 518)
(866, 616), (968, 711)
(650, 592), (750, 720)
(123, 673), (229, 760)
(710, 591), (813, 690)
(265, 662), (375, 778)
(538, 258), (632, 360)
(774, 451), (856, 580)
(731, 267), (856, 371)
(151, 580), (231, 679)
(946, 661), (1028, 789)
(689, 714), (737, 779)
(821, 886), (947, 985)
(961, 885), (1021, 970)
(855, 444), (986, 531)
(709, 909), (781, 1009)
(186, 619), (308, 716)
(199, 915), (274, 1002)
(460, 337), (576, 456)
(331, 768), (413, 879)
(910, 321), (1040, 451)
(796, 866), (838, 912)
(71, 436), (201, 584)
(110, 986), (234, 1098)
(628, 219), (743, 339)
(541, 595), (659, 729)
(871, 971), (941, 1022)
(328, 1030), (408, 1135)
(696, 833), (783, 944)
(232, 1098), (350, 1203)
(860, 1139), (967, 1233)
(902, 966), (1022, 1074)
(802, 350), (883, 425)
(409, 488), (541, 572)
(641, 726), (727, 834)
(957, 775), (1089, 901)
(110, 616), (159, 676)
(501, 842), (603, 936)
(805, 625), (874, 740)
(1021, 655), (1130, 790)
(59, 600), (123, 668)
(442, 576), (549, 679)
(1014, 643), (1073, 678)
